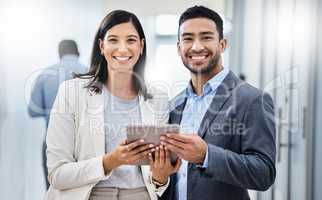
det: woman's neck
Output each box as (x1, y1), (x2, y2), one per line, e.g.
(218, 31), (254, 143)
(106, 71), (138, 100)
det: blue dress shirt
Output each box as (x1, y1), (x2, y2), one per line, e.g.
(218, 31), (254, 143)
(28, 55), (87, 127)
(177, 67), (229, 200)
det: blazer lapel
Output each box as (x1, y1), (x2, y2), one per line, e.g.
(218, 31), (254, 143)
(169, 97), (187, 125)
(86, 89), (105, 156)
(198, 71), (238, 138)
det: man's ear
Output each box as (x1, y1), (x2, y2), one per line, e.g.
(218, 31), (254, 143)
(219, 39), (228, 52)
(177, 41), (180, 56)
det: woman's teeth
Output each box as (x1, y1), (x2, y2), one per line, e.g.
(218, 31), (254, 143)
(114, 56), (131, 61)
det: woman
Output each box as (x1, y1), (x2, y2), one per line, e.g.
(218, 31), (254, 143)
(45, 10), (181, 200)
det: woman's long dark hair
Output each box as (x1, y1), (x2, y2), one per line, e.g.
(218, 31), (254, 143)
(75, 10), (150, 99)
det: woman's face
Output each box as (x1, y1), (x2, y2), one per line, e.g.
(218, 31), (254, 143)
(99, 22), (144, 73)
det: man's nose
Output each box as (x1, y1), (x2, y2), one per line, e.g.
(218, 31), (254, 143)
(191, 39), (204, 51)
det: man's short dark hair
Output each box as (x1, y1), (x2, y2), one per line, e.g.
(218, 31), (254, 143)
(178, 5), (224, 40)
(58, 40), (79, 58)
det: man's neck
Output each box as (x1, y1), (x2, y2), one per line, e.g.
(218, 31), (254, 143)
(191, 65), (223, 96)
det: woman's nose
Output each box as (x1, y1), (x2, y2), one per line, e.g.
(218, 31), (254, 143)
(117, 41), (129, 52)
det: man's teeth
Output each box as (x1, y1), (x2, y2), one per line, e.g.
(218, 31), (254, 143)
(114, 56), (130, 61)
(191, 55), (207, 60)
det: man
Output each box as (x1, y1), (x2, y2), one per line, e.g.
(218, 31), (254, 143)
(158, 6), (276, 200)
(28, 39), (87, 189)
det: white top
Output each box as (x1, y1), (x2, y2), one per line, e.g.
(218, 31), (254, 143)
(94, 87), (145, 188)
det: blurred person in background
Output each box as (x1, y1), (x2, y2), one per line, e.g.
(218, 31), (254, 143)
(27, 39), (88, 189)
(45, 10), (180, 200)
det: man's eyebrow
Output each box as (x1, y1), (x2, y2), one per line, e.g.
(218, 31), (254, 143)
(200, 31), (215, 35)
(181, 31), (215, 37)
(181, 32), (194, 37)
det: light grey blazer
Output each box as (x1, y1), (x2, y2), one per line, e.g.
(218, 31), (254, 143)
(45, 78), (169, 200)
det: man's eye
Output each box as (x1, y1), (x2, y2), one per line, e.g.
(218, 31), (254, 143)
(183, 37), (193, 41)
(202, 36), (213, 40)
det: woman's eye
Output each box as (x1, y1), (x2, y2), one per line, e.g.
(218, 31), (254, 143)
(107, 38), (117, 43)
(127, 38), (137, 43)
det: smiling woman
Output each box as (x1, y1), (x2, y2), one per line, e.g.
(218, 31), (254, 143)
(99, 22), (144, 77)
(74, 10), (148, 98)
(45, 9), (181, 200)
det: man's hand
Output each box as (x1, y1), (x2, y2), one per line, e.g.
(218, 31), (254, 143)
(160, 133), (207, 164)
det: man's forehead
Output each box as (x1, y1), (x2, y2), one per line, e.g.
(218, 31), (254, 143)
(179, 17), (217, 34)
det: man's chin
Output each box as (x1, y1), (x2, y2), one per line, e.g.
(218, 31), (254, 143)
(186, 65), (212, 74)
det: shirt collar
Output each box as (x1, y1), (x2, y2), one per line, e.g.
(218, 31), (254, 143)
(185, 67), (229, 98)
(61, 54), (79, 62)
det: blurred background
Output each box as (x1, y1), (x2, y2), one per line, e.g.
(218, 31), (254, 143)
(0, 0), (322, 199)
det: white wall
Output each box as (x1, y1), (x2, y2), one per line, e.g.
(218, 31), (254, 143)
(0, 0), (106, 199)
(104, 0), (226, 16)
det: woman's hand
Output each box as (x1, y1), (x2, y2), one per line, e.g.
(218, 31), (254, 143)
(103, 139), (154, 174)
(149, 145), (182, 184)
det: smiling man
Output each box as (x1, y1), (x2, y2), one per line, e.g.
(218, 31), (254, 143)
(157, 6), (276, 200)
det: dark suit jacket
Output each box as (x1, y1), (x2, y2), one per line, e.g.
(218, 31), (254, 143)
(160, 71), (276, 200)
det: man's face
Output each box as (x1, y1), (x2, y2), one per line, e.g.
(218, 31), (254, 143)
(177, 18), (226, 74)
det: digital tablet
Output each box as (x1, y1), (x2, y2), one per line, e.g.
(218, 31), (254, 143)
(126, 124), (180, 165)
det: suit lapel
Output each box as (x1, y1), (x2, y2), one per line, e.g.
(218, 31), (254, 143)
(86, 89), (105, 156)
(169, 97), (187, 125)
(198, 71), (238, 138)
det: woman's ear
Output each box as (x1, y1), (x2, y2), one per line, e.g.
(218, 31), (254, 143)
(99, 38), (104, 55)
(140, 39), (145, 55)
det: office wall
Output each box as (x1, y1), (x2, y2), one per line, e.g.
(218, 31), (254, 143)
(0, 0), (106, 199)
(104, 0), (226, 16)
(313, 1), (322, 199)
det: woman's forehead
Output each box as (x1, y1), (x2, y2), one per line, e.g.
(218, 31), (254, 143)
(105, 22), (139, 37)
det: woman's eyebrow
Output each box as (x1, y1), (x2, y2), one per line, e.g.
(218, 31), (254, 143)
(106, 34), (139, 39)
(107, 35), (118, 38)
(127, 35), (139, 38)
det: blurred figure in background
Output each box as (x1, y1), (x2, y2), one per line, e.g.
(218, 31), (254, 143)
(27, 39), (87, 189)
